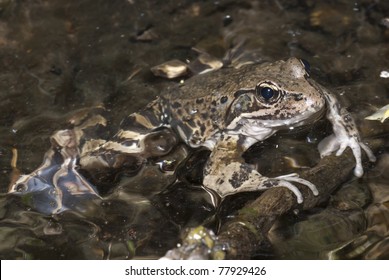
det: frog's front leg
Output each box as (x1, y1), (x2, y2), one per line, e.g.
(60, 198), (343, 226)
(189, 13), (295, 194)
(203, 135), (318, 204)
(318, 90), (376, 177)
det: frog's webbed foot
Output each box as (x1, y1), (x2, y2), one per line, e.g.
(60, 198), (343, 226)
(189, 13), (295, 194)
(320, 93), (376, 177)
(274, 173), (318, 200)
(318, 133), (375, 177)
(259, 173), (318, 204)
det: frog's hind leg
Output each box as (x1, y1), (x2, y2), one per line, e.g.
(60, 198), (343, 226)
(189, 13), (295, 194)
(204, 161), (317, 204)
(80, 100), (177, 171)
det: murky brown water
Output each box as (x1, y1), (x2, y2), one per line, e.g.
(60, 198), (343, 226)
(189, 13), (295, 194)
(0, 0), (388, 259)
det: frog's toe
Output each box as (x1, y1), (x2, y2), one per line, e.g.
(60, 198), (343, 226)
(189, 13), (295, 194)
(318, 133), (376, 178)
(335, 141), (348, 157)
(276, 173), (319, 196)
(360, 142), (376, 162)
(348, 139), (376, 177)
(265, 179), (304, 204)
(318, 134), (339, 158)
(265, 174), (318, 204)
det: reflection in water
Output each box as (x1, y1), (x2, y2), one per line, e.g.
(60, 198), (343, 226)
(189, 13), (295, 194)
(9, 129), (101, 215)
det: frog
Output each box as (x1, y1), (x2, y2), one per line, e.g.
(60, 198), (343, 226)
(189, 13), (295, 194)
(78, 57), (376, 202)
(10, 57), (376, 211)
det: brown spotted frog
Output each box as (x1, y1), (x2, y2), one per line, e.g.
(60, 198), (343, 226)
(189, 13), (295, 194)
(10, 58), (376, 213)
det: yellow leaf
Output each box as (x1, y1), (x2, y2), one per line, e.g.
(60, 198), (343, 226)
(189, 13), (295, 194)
(365, 104), (389, 123)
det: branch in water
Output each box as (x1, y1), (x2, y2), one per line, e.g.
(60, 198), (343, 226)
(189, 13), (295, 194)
(163, 139), (383, 259)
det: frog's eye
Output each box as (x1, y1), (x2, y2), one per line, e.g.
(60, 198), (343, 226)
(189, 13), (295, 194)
(260, 87), (275, 100)
(256, 83), (281, 103)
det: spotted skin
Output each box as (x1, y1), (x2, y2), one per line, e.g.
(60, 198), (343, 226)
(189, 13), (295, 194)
(11, 58), (376, 207)
(73, 58), (376, 203)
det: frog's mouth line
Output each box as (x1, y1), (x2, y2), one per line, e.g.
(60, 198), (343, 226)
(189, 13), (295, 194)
(249, 105), (326, 129)
(226, 105), (326, 141)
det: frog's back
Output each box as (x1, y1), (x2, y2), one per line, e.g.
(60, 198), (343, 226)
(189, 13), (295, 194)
(158, 67), (248, 148)
(163, 67), (241, 100)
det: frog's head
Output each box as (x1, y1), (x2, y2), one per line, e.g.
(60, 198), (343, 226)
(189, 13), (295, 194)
(225, 58), (326, 140)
